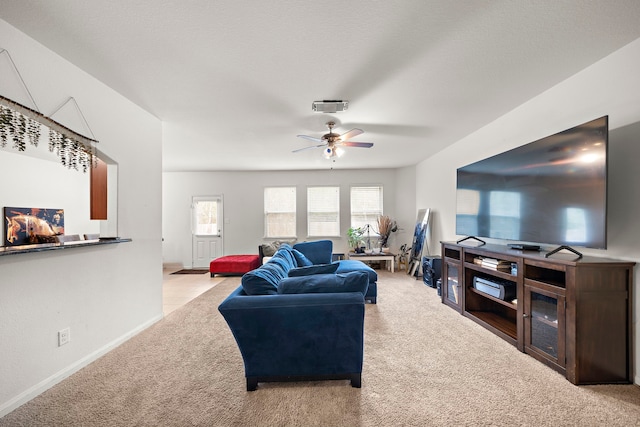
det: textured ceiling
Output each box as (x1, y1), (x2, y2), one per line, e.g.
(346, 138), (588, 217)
(2, 0), (640, 171)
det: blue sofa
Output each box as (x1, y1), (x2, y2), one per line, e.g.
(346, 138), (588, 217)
(218, 241), (377, 390)
(259, 240), (378, 303)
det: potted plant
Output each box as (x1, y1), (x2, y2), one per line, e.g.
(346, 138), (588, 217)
(376, 215), (398, 250)
(347, 227), (365, 252)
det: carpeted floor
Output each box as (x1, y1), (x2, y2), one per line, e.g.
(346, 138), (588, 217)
(1, 272), (639, 426)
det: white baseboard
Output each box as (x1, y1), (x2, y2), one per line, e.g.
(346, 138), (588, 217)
(162, 262), (183, 271)
(0, 314), (163, 418)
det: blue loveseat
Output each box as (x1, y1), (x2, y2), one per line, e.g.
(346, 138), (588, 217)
(218, 240), (377, 390)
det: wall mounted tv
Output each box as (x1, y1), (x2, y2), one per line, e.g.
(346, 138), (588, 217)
(456, 116), (608, 250)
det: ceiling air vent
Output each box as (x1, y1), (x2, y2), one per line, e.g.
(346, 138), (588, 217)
(312, 100), (348, 113)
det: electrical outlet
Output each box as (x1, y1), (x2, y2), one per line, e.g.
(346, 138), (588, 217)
(58, 328), (70, 347)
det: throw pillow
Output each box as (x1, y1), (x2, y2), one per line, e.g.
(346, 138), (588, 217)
(260, 239), (298, 257)
(260, 242), (279, 257)
(288, 263), (339, 277)
(292, 249), (313, 267)
(278, 271), (369, 295)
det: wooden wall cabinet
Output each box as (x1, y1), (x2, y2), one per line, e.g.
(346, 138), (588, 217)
(90, 157), (108, 220)
(441, 242), (635, 385)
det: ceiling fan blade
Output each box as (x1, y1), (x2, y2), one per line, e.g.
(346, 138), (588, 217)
(341, 141), (374, 148)
(339, 128), (364, 141)
(292, 144), (326, 153)
(297, 135), (323, 143)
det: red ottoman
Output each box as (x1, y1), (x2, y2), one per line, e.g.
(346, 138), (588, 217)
(210, 255), (260, 277)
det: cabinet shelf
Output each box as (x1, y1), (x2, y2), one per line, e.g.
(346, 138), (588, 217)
(465, 263), (516, 282)
(466, 310), (517, 340)
(468, 287), (516, 310)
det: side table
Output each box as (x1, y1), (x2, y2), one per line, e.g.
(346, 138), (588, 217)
(347, 253), (396, 273)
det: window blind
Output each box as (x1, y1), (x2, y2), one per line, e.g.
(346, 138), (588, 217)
(307, 186), (340, 236)
(264, 187), (296, 237)
(350, 186), (383, 230)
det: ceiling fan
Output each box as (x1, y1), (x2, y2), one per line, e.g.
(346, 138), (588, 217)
(293, 121), (374, 159)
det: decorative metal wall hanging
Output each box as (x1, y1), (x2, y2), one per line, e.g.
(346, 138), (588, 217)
(0, 48), (98, 172)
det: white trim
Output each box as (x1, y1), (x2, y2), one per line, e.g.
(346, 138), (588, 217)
(0, 314), (162, 418)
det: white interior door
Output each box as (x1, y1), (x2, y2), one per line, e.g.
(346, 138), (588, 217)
(192, 196), (223, 268)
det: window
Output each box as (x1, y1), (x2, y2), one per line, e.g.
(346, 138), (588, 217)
(350, 186), (383, 230)
(193, 196), (222, 236)
(307, 186), (340, 236)
(264, 187), (296, 238)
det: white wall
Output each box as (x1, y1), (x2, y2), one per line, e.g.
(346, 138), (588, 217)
(162, 168), (419, 268)
(394, 165), (419, 253)
(0, 149), (100, 237)
(415, 37), (640, 384)
(0, 19), (163, 416)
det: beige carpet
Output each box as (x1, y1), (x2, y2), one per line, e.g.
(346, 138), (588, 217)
(2, 272), (639, 426)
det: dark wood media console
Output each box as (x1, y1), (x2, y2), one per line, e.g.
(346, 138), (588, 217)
(441, 241), (635, 385)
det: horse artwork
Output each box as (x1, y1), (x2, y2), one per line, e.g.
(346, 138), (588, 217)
(4, 207), (64, 246)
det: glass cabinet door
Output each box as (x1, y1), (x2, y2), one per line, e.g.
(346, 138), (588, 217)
(442, 262), (462, 312)
(524, 284), (565, 367)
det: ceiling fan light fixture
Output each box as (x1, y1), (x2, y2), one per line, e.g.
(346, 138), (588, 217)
(312, 100), (348, 113)
(323, 147), (334, 159)
(322, 146), (344, 159)
(294, 121), (373, 158)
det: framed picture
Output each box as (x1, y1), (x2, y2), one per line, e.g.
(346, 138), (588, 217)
(4, 207), (64, 246)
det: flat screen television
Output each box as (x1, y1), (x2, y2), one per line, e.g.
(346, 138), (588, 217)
(456, 116), (608, 250)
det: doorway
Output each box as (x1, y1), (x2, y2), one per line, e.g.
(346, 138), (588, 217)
(192, 195), (223, 268)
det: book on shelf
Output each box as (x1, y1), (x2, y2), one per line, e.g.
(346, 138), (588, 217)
(484, 264), (512, 272)
(479, 257), (511, 271)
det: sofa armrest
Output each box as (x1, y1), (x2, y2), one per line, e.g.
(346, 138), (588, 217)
(218, 286), (365, 379)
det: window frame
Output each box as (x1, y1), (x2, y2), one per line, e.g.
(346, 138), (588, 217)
(350, 185), (384, 231)
(307, 186), (341, 237)
(264, 186), (297, 238)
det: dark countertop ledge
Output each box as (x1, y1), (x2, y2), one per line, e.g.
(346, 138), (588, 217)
(0, 238), (132, 257)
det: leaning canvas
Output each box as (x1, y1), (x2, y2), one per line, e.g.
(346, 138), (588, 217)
(4, 207), (65, 246)
(407, 208), (431, 276)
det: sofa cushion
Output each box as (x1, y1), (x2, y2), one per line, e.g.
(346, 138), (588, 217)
(241, 262), (286, 295)
(293, 240), (333, 265)
(288, 263), (339, 277)
(292, 249), (313, 267)
(278, 271), (369, 295)
(335, 260), (378, 283)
